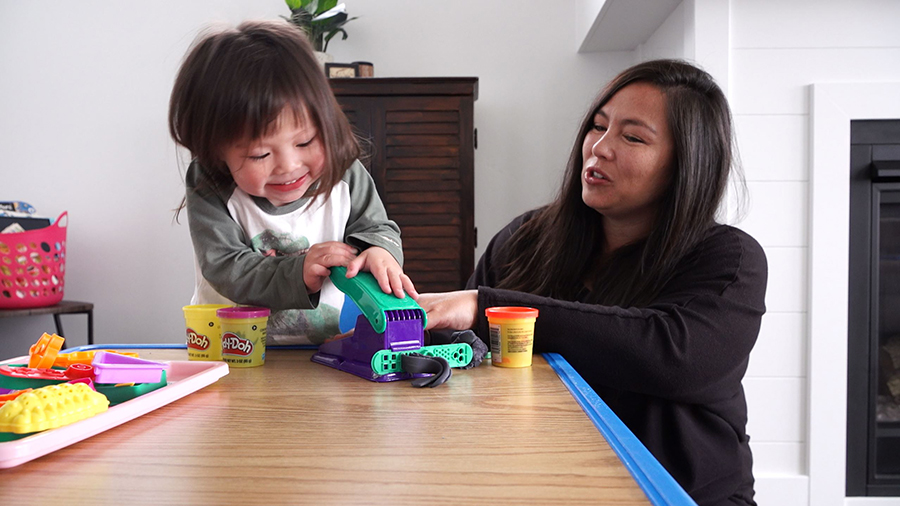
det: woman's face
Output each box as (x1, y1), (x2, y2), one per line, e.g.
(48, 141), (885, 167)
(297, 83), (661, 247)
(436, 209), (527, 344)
(221, 106), (326, 207)
(581, 82), (674, 228)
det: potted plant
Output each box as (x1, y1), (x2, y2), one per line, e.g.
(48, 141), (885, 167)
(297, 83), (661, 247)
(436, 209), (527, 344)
(283, 0), (356, 64)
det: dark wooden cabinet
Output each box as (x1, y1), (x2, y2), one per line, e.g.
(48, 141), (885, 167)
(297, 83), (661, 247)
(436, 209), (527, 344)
(330, 77), (478, 292)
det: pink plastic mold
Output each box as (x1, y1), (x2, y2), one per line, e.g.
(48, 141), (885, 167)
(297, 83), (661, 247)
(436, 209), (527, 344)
(91, 352), (168, 384)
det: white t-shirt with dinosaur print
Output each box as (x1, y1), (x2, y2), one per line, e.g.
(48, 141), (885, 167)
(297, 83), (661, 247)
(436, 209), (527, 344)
(186, 160), (403, 346)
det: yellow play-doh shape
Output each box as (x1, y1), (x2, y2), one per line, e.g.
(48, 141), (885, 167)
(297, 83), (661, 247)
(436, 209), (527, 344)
(0, 383), (109, 434)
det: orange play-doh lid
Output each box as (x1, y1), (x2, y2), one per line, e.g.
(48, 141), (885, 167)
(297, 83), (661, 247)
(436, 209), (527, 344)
(485, 306), (539, 319)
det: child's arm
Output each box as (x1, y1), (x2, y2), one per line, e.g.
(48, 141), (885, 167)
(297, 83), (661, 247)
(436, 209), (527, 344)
(186, 163), (317, 309)
(341, 161), (418, 297)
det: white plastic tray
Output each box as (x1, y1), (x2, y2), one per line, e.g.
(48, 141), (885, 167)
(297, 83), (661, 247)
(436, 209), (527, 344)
(0, 356), (228, 468)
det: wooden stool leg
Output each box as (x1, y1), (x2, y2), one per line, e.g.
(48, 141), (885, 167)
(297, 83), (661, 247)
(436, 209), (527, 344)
(88, 309), (94, 345)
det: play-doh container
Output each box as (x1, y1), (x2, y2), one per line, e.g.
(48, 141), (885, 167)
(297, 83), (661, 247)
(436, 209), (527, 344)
(182, 304), (231, 361)
(217, 307), (269, 368)
(485, 307), (539, 368)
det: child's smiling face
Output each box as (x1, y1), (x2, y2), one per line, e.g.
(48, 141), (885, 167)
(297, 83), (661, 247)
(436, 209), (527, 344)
(221, 106), (326, 207)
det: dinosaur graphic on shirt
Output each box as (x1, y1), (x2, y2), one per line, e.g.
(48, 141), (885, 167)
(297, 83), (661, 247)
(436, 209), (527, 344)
(251, 229), (341, 345)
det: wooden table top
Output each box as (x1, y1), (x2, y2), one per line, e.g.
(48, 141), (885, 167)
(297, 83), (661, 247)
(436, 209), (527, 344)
(0, 348), (656, 505)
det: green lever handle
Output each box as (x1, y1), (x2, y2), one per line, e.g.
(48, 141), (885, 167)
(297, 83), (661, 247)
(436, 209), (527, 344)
(329, 266), (426, 333)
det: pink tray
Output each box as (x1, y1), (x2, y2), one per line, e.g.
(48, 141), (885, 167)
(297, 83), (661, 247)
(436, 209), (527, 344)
(0, 356), (228, 468)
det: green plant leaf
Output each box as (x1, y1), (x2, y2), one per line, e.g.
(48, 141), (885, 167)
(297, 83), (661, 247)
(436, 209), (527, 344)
(315, 0), (338, 16)
(322, 28), (348, 53)
(286, 10), (315, 38)
(313, 7), (345, 23)
(284, 0), (355, 52)
(312, 12), (347, 31)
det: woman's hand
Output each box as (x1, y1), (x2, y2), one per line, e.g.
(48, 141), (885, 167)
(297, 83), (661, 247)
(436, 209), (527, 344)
(303, 241), (358, 294)
(345, 246), (419, 299)
(418, 290), (478, 331)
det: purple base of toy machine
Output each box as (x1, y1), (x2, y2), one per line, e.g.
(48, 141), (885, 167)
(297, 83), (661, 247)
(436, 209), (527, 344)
(311, 311), (425, 382)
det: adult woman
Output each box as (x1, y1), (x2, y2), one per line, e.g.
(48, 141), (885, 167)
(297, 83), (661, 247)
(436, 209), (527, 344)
(420, 59), (766, 505)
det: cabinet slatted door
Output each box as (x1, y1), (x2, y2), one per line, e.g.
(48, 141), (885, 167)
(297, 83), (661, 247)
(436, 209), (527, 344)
(331, 78), (478, 292)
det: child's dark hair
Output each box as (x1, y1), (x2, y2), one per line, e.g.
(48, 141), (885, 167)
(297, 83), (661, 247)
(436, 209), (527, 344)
(169, 20), (359, 218)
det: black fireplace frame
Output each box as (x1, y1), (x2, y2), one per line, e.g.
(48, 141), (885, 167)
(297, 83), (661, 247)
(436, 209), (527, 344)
(847, 119), (900, 496)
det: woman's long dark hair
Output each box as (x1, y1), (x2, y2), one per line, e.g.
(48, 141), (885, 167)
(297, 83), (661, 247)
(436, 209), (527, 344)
(169, 20), (359, 219)
(496, 59), (737, 307)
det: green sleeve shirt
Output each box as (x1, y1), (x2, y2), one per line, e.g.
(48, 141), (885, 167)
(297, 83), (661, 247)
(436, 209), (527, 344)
(185, 159), (403, 345)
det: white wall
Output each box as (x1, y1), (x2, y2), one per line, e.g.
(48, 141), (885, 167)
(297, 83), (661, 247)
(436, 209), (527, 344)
(638, 1), (687, 61)
(0, 1), (632, 358)
(728, 1), (900, 505)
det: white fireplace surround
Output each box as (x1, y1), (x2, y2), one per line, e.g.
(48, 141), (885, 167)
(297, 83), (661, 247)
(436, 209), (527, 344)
(809, 82), (900, 506)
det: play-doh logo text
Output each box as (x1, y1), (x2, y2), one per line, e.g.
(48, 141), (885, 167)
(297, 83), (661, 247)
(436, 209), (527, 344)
(222, 332), (253, 356)
(185, 329), (210, 351)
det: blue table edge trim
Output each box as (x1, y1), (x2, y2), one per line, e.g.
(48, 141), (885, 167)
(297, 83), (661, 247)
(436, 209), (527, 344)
(60, 345), (694, 505)
(543, 352), (697, 506)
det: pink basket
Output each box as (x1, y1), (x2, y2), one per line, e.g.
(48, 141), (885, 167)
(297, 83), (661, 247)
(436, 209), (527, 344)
(0, 212), (68, 309)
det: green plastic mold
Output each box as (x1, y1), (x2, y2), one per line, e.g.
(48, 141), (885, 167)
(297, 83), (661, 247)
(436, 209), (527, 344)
(0, 365), (68, 391)
(95, 369), (167, 406)
(329, 266), (426, 333)
(371, 343), (473, 376)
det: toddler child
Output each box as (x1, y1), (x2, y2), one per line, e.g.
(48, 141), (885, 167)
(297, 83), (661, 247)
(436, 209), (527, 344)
(169, 20), (416, 345)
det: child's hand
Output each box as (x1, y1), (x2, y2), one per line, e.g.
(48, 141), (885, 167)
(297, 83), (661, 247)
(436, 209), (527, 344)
(345, 246), (419, 299)
(303, 241), (358, 294)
